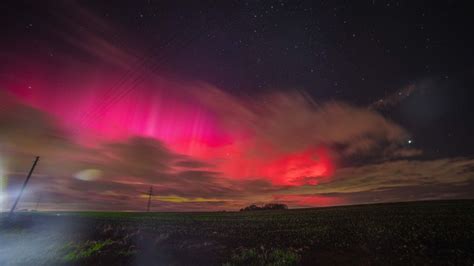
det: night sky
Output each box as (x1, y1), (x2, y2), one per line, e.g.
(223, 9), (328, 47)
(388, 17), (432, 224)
(1, 0), (473, 211)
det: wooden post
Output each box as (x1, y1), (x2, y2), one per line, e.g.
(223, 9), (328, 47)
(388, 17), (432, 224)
(146, 186), (153, 212)
(147, 186), (153, 212)
(9, 156), (40, 216)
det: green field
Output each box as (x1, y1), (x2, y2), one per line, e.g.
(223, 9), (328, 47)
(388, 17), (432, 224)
(1, 200), (474, 265)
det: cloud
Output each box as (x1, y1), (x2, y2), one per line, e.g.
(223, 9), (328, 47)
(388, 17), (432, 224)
(272, 194), (345, 207)
(0, 91), (70, 154)
(189, 86), (420, 185)
(321, 158), (474, 193)
(99, 137), (178, 180)
(49, 1), (137, 69)
(0, 93), (277, 210)
(195, 87), (413, 158)
(1, 81), (472, 211)
(146, 195), (226, 203)
(369, 83), (417, 111)
(174, 159), (210, 169)
(279, 158), (474, 206)
(255, 94), (408, 156)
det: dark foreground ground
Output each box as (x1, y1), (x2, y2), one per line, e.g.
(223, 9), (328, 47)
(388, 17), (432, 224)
(1, 200), (474, 265)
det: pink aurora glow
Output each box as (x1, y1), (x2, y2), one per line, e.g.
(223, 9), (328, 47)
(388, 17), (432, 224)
(3, 65), (334, 187)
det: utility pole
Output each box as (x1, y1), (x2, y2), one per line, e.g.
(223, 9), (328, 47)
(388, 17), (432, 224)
(9, 156), (40, 217)
(35, 193), (42, 211)
(146, 186), (153, 212)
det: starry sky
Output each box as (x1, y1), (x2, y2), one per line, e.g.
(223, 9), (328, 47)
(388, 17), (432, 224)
(0, 0), (473, 211)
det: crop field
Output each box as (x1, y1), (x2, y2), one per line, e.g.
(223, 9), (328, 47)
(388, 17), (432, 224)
(1, 200), (474, 265)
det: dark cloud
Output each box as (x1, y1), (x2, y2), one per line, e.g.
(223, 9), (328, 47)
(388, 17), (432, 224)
(0, 91), (70, 154)
(280, 158), (474, 207)
(174, 159), (210, 169)
(319, 180), (474, 205)
(100, 136), (177, 180)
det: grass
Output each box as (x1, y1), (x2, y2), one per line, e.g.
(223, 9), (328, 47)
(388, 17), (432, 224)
(224, 247), (301, 266)
(61, 239), (115, 262)
(1, 199), (473, 265)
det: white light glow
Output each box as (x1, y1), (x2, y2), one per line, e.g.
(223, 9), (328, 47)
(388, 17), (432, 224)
(74, 169), (102, 181)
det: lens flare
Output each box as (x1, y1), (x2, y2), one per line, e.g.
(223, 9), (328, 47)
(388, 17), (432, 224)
(74, 169), (102, 181)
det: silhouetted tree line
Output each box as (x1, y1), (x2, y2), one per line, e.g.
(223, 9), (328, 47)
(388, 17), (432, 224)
(240, 203), (288, 211)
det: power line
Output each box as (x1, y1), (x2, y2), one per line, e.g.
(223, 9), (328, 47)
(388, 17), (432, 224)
(74, 1), (239, 131)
